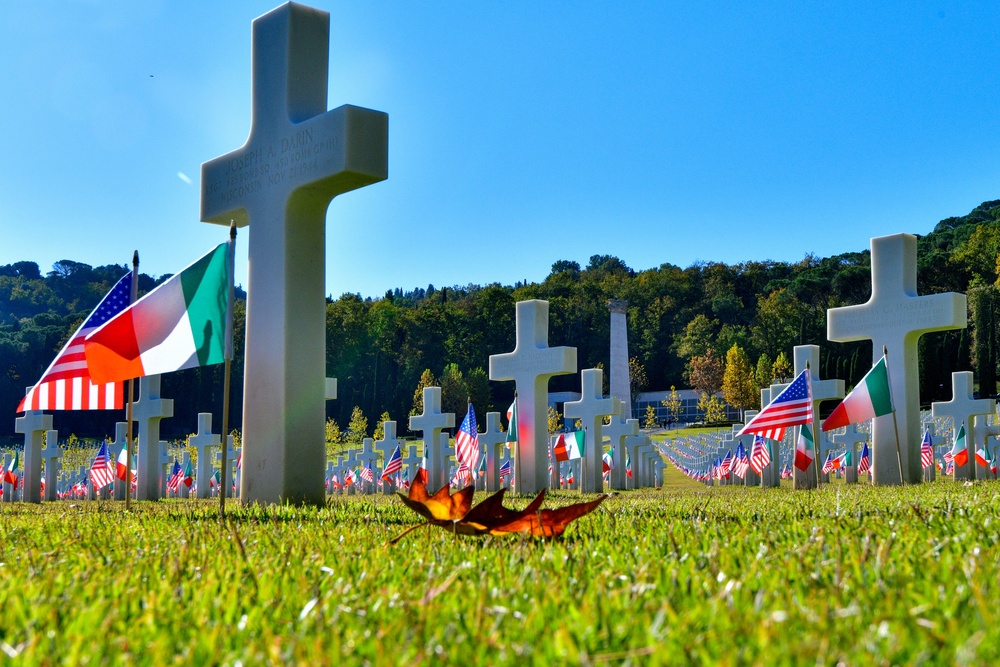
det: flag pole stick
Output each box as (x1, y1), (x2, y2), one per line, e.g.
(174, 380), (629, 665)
(125, 251), (138, 511)
(219, 222), (237, 520)
(805, 361), (821, 491)
(882, 346), (905, 485)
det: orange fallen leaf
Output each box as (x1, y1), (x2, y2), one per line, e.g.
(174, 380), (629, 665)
(391, 477), (605, 543)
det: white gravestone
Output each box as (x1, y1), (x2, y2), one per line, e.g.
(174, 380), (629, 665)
(831, 424), (868, 484)
(158, 442), (173, 498)
(608, 300), (632, 419)
(402, 445), (422, 488)
(374, 421), (401, 494)
(215, 436), (239, 496)
(792, 345), (844, 490)
(564, 369), (616, 493)
(191, 413), (221, 499)
(605, 402), (639, 491)
(625, 432), (646, 490)
(41, 431), (61, 502)
(408, 387), (454, 491)
(931, 371), (994, 481)
(737, 410), (761, 487)
(639, 436), (657, 487)
(109, 422), (130, 500)
(976, 414), (1000, 481)
(133, 375), (173, 501)
(343, 448), (359, 495)
(357, 438), (380, 494)
(15, 395), (52, 503)
(828, 233), (966, 484)
(479, 412), (507, 493)
(200, 4), (388, 507)
(490, 299), (577, 494)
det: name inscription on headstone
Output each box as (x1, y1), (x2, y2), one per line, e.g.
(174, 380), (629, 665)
(206, 130), (343, 206)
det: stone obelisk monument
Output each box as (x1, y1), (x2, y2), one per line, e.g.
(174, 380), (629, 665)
(608, 300), (632, 419)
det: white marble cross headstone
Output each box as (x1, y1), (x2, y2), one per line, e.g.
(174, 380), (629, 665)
(604, 402), (639, 491)
(931, 371), (994, 481)
(108, 422), (129, 500)
(374, 421), (401, 494)
(133, 375), (173, 501)
(792, 345), (844, 490)
(190, 413), (221, 499)
(831, 424), (868, 484)
(158, 442), (173, 498)
(624, 432), (646, 490)
(15, 392), (52, 503)
(490, 300), (577, 494)
(408, 387), (454, 491)
(41, 430), (61, 502)
(357, 438), (380, 494)
(479, 412), (507, 493)
(215, 436), (238, 496)
(564, 369), (616, 493)
(402, 445), (422, 488)
(828, 233), (967, 484)
(200, 4), (387, 507)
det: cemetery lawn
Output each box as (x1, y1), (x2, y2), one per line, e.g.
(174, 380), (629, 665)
(1, 479), (999, 666)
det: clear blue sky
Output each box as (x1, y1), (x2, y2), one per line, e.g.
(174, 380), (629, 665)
(2, 1), (999, 299)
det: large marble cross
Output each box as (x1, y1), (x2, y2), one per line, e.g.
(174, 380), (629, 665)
(828, 234), (966, 484)
(932, 371), (994, 481)
(480, 412), (507, 492)
(190, 413), (221, 499)
(408, 387), (455, 491)
(604, 402), (639, 491)
(41, 430), (61, 502)
(15, 392), (52, 503)
(133, 375), (173, 501)
(564, 369), (616, 493)
(490, 299), (577, 494)
(200, 3), (388, 506)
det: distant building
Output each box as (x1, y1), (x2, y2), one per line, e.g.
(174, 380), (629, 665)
(634, 389), (740, 425)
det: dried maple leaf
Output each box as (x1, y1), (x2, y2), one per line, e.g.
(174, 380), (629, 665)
(391, 477), (605, 543)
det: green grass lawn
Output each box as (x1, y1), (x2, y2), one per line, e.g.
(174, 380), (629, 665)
(1, 477), (998, 665)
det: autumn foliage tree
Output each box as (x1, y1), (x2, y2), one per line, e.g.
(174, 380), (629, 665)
(722, 344), (758, 418)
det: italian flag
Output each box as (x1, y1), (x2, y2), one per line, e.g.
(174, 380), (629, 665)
(116, 446), (129, 481)
(506, 396), (518, 450)
(975, 446), (989, 467)
(84, 242), (232, 384)
(822, 356), (893, 431)
(553, 431), (584, 461)
(951, 423), (969, 468)
(4, 452), (19, 489)
(794, 423), (816, 472)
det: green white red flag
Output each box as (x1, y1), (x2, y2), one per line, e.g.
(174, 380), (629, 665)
(84, 241), (233, 384)
(821, 356), (893, 431)
(951, 423), (969, 468)
(553, 431), (584, 461)
(794, 423), (816, 472)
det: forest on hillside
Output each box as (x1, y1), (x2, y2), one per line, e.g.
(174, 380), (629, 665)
(3, 200), (1000, 440)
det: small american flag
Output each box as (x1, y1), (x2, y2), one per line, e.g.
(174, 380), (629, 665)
(748, 435), (771, 474)
(452, 462), (471, 487)
(499, 459), (512, 478)
(920, 429), (934, 469)
(89, 441), (115, 490)
(166, 460), (183, 492)
(360, 463), (374, 484)
(821, 452), (836, 474)
(455, 403), (480, 472)
(720, 450), (733, 476)
(381, 445), (402, 480)
(857, 443), (872, 475)
(732, 442), (750, 479)
(18, 272), (131, 412)
(737, 369), (813, 442)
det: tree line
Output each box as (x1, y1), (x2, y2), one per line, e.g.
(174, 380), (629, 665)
(3, 200), (1000, 441)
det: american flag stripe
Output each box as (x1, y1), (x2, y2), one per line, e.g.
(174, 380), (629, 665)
(19, 272), (131, 413)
